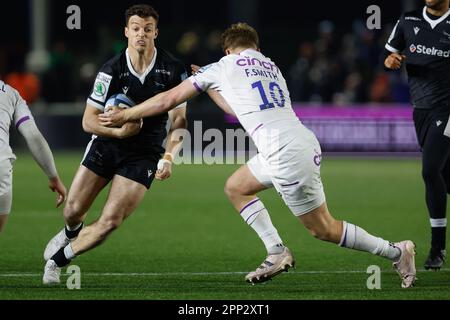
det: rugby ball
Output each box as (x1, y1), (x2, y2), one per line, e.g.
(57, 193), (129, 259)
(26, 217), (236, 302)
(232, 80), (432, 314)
(105, 93), (135, 113)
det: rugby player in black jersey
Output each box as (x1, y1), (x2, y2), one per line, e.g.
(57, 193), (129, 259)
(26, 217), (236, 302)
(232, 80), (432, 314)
(385, 0), (450, 270)
(42, 4), (188, 284)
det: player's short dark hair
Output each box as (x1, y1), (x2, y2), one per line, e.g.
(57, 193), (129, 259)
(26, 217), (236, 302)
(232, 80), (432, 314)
(221, 23), (259, 52)
(125, 4), (159, 26)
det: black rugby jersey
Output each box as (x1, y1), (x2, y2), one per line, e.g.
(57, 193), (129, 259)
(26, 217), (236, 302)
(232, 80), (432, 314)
(87, 48), (188, 153)
(386, 7), (450, 109)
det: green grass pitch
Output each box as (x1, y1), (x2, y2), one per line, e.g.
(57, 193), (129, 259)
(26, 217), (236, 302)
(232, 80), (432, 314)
(1, 152), (449, 300)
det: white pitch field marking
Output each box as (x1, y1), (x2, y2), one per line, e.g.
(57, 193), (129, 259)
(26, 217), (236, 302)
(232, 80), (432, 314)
(1, 269), (449, 277)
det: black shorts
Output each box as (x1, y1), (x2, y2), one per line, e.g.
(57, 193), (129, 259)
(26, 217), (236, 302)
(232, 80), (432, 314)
(413, 105), (450, 149)
(82, 139), (160, 189)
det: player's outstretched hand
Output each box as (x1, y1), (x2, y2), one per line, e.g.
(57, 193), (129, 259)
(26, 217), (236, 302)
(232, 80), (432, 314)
(99, 108), (127, 127)
(384, 53), (406, 70)
(156, 159), (172, 181)
(48, 176), (67, 208)
(191, 64), (201, 75)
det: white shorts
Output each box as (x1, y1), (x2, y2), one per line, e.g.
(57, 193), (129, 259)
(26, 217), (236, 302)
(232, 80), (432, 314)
(0, 159), (13, 214)
(247, 128), (326, 216)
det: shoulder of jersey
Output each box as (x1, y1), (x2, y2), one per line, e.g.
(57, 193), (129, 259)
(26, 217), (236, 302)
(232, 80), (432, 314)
(402, 9), (424, 22)
(1, 82), (17, 97)
(156, 47), (183, 66)
(100, 49), (126, 71)
(219, 54), (238, 64)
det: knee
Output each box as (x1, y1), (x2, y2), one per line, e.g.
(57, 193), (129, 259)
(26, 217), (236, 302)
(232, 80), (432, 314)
(224, 177), (239, 199)
(224, 177), (250, 199)
(422, 164), (440, 183)
(63, 198), (84, 222)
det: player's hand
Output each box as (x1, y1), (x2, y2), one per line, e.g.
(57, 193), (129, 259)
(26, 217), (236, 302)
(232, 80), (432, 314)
(119, 120), (143, 138)
(155, 159), (172, 181)
(48, 176), (67, 208)
(384, 53), (406, 70)
(191, 64), (201, 75)
(99, 109), (128, 127)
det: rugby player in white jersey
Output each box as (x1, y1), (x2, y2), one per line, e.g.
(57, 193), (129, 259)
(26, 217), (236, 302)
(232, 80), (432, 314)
(0, 80), (67, 232)
(100, 23), (417, 288)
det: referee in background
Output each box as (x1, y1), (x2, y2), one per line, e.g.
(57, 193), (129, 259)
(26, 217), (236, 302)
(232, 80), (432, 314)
(384, 0), (450, 270)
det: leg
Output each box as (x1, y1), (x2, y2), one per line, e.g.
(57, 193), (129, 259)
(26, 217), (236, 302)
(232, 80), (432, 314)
(43, 175), (147, 285)
(0, 214), (9, 233)
(299, 202), (342, 243)
(0, 159), (13, 233)
(63, 165), (110, 227)
(224, 163), (268, 211)
(225, 163), (284, 253)
(421, 120), (450, 269)
(298, 202), (416, 288)
(0, 190), (12, 233)
(269, 133), (416, 288)
(443, 157), (450, 194)
(43, 166), (109, 260)
(225, 159), (294, 283)
(70, 174), (146, 255)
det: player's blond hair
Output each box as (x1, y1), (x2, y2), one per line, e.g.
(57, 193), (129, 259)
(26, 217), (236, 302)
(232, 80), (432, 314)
(221, 23), (259, 52)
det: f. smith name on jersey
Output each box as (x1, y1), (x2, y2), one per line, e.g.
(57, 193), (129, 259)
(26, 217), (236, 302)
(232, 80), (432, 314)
(244, 68), (279, 80)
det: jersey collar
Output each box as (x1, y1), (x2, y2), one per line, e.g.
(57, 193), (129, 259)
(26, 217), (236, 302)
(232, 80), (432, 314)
(239, 48), (260, 56)
(125, 47), (158, 84)
(422, 6), (450, 29)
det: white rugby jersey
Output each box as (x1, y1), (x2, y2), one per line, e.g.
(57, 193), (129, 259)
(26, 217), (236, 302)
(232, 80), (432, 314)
(189, 49), (303, 158)
(0, 81), (34, 161)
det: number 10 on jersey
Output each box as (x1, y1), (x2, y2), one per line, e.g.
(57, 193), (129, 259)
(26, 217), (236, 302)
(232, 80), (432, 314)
(252, 80), (286, 110)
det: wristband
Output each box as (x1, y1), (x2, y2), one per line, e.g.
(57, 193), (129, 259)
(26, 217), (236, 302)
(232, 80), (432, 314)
(157, 159), (172, 171)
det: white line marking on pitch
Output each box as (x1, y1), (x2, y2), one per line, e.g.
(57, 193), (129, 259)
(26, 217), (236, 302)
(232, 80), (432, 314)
(1, 269), (449, 277)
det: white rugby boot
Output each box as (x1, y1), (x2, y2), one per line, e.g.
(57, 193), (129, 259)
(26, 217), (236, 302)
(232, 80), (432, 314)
(245, 247), (295, 284)
(43, 260), (61, 285)
(393, 240), (417, 288)
(44, 228), (70, 261)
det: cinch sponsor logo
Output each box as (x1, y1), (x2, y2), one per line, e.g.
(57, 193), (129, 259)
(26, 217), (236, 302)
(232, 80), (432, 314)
(409, 44), (450, 57)
(236, 57), (279, 73)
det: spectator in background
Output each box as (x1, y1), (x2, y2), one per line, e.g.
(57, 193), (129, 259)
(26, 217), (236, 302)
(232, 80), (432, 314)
(4, 71), (41, 105)
(41, 41), (76, 103)
(288, 42), (315, 102)
(4, 51), (41, 105)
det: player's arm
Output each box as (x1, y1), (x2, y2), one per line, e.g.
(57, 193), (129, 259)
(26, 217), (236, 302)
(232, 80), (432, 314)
(99, 80), (199, 127)
(190, 64), (234, 115)
(82, 103), (141, 139)
(384, 16), (407, 70)
(16, 115), (67, 207)
(156, 107), (187, 181)
(206, 89), (235, 116)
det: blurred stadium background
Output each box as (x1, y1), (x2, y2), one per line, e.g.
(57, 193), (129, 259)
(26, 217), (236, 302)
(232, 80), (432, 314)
(2, 0), (450, 300)
(0, 0), (425, 153)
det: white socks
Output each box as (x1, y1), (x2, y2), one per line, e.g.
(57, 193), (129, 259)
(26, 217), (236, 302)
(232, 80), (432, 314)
(339, 221), (401, 261)
(64, 243), (76, 260)
(66, 223), (83, 231)
(240, 198), (284, 255)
